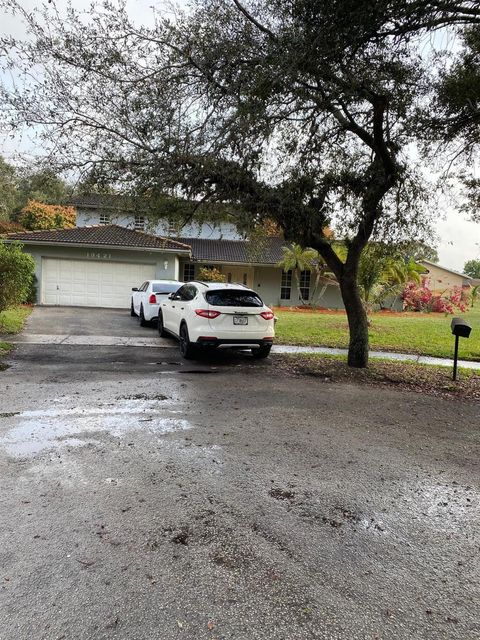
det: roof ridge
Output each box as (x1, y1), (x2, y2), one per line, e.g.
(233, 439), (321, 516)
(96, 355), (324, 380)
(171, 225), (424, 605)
(135, 228), (192, 249)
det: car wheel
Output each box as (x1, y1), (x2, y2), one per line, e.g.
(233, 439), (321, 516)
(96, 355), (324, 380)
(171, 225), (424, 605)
(158, 312), (168, 338)
(251, 345), (272, 359)
(139, 305), (148, 327)
(130, 300), (136, 317)
(179, 323), (196, 359)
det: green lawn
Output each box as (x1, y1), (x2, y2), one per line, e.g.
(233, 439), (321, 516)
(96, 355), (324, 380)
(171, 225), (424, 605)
(274, 305), (480, 360)
(0, 305), (33, 334)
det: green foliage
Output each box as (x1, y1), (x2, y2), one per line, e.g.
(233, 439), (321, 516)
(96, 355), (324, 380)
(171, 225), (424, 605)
(197, 266), (226, 282)
(471, 285), (479, 308)
(464, 259), (480, 279)
(0, 305), (33, 334)
(279, 243), (335, 306)
(0, 242), (35, 313)
(15, 168), (69, 212)
(25, 274), (37, 305)
(0, 156), (17, 221)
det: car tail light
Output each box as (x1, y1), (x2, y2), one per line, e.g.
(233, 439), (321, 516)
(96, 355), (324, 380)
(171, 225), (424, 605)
(260, 311), (274, 320)
(195, 309), (221, 319)
(148, 294), (157, 304)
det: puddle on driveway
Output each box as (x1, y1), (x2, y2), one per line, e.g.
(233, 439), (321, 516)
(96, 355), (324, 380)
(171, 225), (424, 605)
(0, 399), (192, 457)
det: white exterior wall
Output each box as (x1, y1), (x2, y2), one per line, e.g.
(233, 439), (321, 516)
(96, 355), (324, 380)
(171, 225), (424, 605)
(24, 244), (181, 306)
(76, 208), (244, 240)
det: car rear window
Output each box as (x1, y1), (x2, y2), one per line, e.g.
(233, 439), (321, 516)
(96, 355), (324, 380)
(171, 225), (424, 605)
(152, 283), (180, 294)
(205, 290), (263, 307)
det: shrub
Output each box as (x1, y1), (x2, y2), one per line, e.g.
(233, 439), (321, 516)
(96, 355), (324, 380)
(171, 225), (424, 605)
(197, 266), (226, 282)
(18, 199), (76, 230)
(402, 278), (469, 314)
(0, 220), (25, 234)
(25, 274), (37, 304)
(0, 241), (35, 312)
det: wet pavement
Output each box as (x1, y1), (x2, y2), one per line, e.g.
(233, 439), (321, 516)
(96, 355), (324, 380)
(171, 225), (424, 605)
(0, 308), (479, 639)
(7, 306), (479, 369)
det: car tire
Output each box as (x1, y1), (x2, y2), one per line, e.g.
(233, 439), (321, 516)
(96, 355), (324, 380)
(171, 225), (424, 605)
(139, 305), (148, 327)
(179, 323), (196, 359)
(158, 312), (168, 338)
(251, 345), (272, 359)
(130, 300), (136, 316)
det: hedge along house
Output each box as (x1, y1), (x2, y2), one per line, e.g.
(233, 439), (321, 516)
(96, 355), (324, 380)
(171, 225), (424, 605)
(3, 225), (191, 308)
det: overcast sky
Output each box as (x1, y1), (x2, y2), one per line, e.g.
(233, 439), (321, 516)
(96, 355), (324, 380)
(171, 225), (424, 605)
(1, 0), (478, 272)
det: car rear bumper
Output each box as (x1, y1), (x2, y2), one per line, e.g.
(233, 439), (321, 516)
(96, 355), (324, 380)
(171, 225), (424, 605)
(195, 337), (274, 349)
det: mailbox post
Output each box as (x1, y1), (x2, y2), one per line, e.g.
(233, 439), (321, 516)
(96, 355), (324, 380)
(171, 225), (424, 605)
(450, 318), (472, 381)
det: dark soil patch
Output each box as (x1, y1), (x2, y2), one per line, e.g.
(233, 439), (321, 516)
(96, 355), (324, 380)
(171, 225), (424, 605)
(117, 393), (169, 401)
(269, 487), (296, 501)
(275, 354), (480, 401)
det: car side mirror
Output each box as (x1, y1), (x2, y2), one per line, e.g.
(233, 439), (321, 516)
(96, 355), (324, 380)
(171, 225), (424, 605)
(131, 287), (139, 291)
(168, 293), (176, 300)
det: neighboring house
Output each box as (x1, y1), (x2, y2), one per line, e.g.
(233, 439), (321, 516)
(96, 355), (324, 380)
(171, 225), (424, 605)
(418, 260), (473, 294)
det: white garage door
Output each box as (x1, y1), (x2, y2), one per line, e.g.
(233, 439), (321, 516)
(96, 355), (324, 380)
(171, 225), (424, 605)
(41, 258), (156, 308)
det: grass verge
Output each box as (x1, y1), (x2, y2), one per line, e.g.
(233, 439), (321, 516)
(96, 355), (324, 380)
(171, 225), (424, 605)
(0, 305), (33, 334)
(275, 353), (480, 401)
(274, 306), (480, 361)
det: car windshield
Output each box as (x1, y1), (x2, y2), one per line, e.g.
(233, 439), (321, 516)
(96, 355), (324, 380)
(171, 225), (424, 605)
(152, 283), (180, 294)
(205, 290), (263, 307)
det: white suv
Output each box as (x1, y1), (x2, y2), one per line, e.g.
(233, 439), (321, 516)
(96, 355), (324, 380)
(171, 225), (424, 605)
(158, 281), (275, 359)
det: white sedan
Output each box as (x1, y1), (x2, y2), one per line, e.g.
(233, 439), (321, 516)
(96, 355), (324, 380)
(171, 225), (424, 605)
(131, 279), (181, 326)
(158, 281), (275, 358)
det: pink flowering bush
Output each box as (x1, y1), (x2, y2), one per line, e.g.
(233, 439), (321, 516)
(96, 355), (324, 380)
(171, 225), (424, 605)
(402, 278), (469, 314)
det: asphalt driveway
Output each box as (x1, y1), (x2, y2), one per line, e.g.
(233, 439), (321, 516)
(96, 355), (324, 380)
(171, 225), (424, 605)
(0, 307), (479, 639)
(19, 305), (160, 337)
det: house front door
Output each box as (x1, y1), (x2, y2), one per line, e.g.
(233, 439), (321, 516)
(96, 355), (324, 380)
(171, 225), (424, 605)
(222, 266), (254, 288)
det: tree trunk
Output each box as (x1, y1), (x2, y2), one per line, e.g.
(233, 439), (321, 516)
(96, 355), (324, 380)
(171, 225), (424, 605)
(339, 276), (369, 368)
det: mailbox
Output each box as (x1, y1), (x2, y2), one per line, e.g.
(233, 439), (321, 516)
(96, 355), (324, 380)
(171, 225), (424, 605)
(451, 317), (472, 338)
(450, 317), (472, 380)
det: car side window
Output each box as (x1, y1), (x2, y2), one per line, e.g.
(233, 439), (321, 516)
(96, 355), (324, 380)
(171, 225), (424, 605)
(174, 285), (188, 301)
(139, 281), (148, 292)
(184, 285), (197, 301)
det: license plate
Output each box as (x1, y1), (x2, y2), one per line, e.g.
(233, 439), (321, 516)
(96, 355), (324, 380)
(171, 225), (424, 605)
(233, 316), (248, 325)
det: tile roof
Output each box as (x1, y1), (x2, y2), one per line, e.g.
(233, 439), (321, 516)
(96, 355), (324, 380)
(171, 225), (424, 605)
(176, 236), (286, 265)
(69, 194), (138, 210)
(3, 225), (191, 252)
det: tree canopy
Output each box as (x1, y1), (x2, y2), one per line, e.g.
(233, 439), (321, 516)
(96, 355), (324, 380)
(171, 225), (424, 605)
(464, 258), (480, 278)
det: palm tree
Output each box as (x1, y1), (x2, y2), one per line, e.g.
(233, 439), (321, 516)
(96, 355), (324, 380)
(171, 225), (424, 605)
(278, 243), (337, 306)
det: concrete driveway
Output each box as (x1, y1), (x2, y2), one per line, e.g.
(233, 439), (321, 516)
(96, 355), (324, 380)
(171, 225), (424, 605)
(0, 307), (479, 639)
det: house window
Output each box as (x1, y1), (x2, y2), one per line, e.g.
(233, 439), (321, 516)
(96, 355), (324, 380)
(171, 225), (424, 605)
(183, 263), (195, 282)
(227, 272), (232, 283)
(167, 218), (178, 235)
(281, 270), (292, 300)
(134, 215), (146, 230)
(299, 270), (311, 301)
(99, 213), (111, 225)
